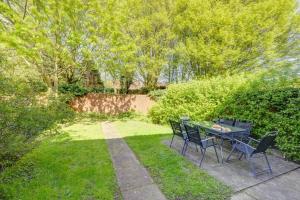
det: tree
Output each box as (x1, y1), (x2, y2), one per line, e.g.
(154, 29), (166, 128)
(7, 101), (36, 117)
(172, 0), (300, 76)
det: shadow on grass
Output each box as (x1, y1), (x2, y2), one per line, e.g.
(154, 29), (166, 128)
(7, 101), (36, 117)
(0, 135), (122, 200)
(121, 133), (232, 200)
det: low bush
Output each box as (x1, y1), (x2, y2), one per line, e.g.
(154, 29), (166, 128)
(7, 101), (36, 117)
(213, 87), (300, 160)
(149, 74), (250, 124)
(149, 71), (299, 160)
(148, 89), (166, 101)
(59, 83), (117, 96)
(58, 84), (89, 96)
(0, 79), (75, 171)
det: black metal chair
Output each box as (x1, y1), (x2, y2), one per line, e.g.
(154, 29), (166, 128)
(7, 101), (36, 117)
(218, 118), (236, 126)
(234, 120), (252, 139)
(169, 120), (188, 154)
(226, 131), (278, 176)
(183, 124), (220, 166)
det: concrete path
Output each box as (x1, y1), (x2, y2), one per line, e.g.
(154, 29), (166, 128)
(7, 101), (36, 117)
(101, 122), (166, 200)
(166, 136), (300, 200)
(231, 168), (300, 200)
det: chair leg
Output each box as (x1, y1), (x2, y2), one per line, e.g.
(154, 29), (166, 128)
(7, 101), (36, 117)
(195, 143), (199, 152)
(264, 152), (272, 174)
(239, 152), (244, 160)
(181, 140), (187, 155)
(226, 146), (236, 162)
(169, 135), (175, 147)
(183, 141), (189, 155)
(199, 149), (206, 167)
(212, 140), (220, 163)
(247, 155), (256, 177)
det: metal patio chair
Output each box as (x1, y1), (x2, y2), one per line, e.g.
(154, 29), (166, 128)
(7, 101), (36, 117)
(169, 120), (188, 154)
(226, 131), (278, 176)
(217, 118), (236, 126)
(234, 120), (252, 139)
(183, 123), (220, 166)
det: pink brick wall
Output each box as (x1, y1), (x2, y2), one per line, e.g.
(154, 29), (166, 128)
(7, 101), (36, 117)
(70, 93), (155, 115)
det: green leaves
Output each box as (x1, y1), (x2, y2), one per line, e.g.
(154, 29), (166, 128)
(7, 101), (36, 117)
(150, 71), (300, 161)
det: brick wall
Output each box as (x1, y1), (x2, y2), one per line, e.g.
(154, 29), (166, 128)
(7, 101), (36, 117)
(70, 93), (155, 115)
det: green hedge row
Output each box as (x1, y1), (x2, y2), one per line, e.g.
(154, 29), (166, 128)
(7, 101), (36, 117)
(149, 73), (300, 160)
(213, 87), (299, 160)
(58, 84), (115, 96)
(149, 74), (250, 123)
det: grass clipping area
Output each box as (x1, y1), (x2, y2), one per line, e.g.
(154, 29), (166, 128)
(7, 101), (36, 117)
(0, 120), (120, 200)
(115, 120), (231, 200)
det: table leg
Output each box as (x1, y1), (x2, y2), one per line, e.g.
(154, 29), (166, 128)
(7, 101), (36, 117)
(220, 138), (224, 164)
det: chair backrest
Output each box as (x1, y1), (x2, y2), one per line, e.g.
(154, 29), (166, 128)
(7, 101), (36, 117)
(180, 116), (190, 125)
(252, 132), (278, 155)
(169, 120), (184, 138)
(184, 124), (203, 146)
(235, 120), (252, 136)
(219, 118), (235, 126)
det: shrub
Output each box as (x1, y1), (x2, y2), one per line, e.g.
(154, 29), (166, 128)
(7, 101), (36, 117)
(148, 89), (166, 101)
(149, 71), (300, 160)
(0, 78), (75, 171)
(58, 84), (89, 96)
(213, 87), (300, 161)
(149, 74), (250, 124)
(59, 83), (117, 96)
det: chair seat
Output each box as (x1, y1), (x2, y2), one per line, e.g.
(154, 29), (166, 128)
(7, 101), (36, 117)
(234, 143), (255, 155)
(201, 139), (215, 148)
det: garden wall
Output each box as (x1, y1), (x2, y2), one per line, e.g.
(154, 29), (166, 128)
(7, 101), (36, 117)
(70, 93), (155, 115)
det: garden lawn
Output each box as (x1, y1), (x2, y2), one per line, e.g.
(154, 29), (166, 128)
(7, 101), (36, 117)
(114, 120), (232, 200)
(0, 120), (120, 200)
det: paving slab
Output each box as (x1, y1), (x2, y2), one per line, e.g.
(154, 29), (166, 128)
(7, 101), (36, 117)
(241, 168), (300, 200)
(231, 192), (256, 200)
(102, 122), (166, 200)
(165, 136), (300, 200)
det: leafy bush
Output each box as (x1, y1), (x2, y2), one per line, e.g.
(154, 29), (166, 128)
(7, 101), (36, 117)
(213, 87), (300, 160)
(91, 87), (114, 94)
(28, 80), (48, 93)
(58, 84), (89, 96)
(148, 89), (166, 101)
(149, 71), (300, 160)
(59, 83), (116, 96)
(149, 74), (250, 124)
(0, 79), (75, 171)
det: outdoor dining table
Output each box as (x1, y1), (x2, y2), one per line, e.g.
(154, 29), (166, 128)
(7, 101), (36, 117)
(192, 121), (247, 163)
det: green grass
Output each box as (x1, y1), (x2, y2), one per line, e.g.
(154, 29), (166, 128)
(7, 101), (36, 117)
(114, 120), (232, 200)
(0, 120), (120, 200)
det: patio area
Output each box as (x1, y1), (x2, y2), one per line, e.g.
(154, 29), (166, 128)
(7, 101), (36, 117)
(165, 136), (300, 200)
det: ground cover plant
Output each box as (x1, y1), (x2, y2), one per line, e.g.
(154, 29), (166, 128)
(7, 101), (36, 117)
(0, 121), (120, 200)
(114, 120), (232, 200)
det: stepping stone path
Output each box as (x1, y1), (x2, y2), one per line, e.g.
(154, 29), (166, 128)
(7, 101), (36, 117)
(101, 122), (166, 200)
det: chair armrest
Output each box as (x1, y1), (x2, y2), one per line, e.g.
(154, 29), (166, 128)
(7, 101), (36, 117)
(248, 137), (260, 144)
(202, 137), (216, 142)
(234, 139), (255, 150)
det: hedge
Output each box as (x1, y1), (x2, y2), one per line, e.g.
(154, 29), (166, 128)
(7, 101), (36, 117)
(149, 73), (300, 161)
(149, 74), (250, 124)
(213, 87), (299, 160)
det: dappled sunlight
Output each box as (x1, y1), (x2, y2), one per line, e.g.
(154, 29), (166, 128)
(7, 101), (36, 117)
(60, 120), (103, 141)
(113, 120), (171, 137)
(0, 121), (119, 200)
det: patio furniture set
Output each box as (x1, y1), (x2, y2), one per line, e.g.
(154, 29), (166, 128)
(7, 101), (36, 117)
(169, 117), (278, 176)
